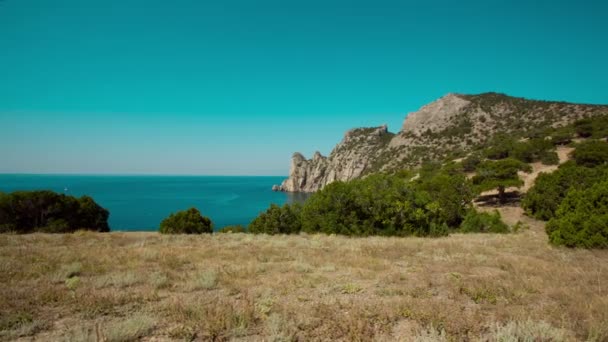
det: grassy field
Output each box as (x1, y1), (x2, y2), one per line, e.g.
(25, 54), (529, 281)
(1, 212), (607, 341)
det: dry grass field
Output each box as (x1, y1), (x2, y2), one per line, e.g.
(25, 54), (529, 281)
(1, 212), (608, 341)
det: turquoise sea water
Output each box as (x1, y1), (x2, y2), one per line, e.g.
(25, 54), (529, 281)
(0, 175), (306, 231)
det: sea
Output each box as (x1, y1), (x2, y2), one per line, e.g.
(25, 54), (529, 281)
(0, 174), (308, 231)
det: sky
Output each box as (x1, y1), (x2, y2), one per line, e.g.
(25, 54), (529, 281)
(0, 0), (607, 175)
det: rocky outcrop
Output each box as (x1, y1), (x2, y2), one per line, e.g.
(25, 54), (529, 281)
(400, 93), (471, 135)
(273, 125), (392, 192)
(275, 93), (608, 192)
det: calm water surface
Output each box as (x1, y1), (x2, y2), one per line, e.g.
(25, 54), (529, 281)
(0, 175), (307, 231)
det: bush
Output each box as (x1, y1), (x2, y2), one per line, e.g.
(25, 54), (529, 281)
(472, 158), (532, 203)
(159, 208), (212, 234)
(574, 118), (594, 138)
(248, 203), (301, 234)
(522, 162), (608, 220)
(461, 153), (482, 172)
(571, 140), (608, 167)
(299, 173), (472, 236)
(539, 151), (559, 165)
(0, 191), (109, 233)
(484, 135), (515, 160)
(217, 225), (247, 233)
(413, 172), (475, 227)
(549, 129), (573, 146)
(546, 181), (608, 248)
(459, 210), (509, 233)
(509, 138), (556, 164)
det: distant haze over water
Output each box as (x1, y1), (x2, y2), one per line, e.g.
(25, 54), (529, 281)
(0, 175), (304, 231)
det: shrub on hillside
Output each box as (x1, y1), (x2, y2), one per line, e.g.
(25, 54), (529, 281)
(459, 210), (509, 233)
(549, 129), (573, 146)
(522, 162), (608, 220)
(546, 181), (608, 248)
(413, 172), (475, 227)
(0, 191), (109, 233)
(217, 225), (247, 233)
(540, 151), (559, 165)
(571, 140), (608, 167)
(248, 203), (301, 234)
(511, 139), (553, 163)
(484, 135), (516, 160)
(159, 208), (212, 234)
(248, 169), (482, 237)
(461, 153), (482, 172)
(299, 173), (472, 236)
(472, 158), (532, 203)
(574, 118), (594, 138)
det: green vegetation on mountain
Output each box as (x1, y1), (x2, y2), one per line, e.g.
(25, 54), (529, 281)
(0, 190), (109, 233)
(472, 158), (532, 203)
(571, 140), (608, 167)
(251, 171), (493, 237)
(159, 207), (212, 234)
(522, 162), (608, 221)
(546, 181), (608, 248)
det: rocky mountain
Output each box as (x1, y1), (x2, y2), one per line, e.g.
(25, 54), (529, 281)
(274, 92), (608, 192)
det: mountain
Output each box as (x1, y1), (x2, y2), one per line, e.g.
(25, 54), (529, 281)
(275, 92), (608, 192)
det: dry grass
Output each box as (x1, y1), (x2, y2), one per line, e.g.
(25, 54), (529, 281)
(1, 218), (607, 341)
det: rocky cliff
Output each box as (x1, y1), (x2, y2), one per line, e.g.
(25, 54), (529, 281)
(276, 125), (393, 192)
(275, 92), (608, 192)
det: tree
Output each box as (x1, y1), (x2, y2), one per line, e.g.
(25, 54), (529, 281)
(572, 140), (608, 167)
(413, 172), (475, 227)
(472, 158), (532, 203)
(522, 162), (608, 220)
(546, 180), (608, 248)
(574, 118), (594, 138)
(159, 208), (212, 234)
(248, 203), (301, 234)
(483, 134), (516, 160)
(0, 190), (110, 233)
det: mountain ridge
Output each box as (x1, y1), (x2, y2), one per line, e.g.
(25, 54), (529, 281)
(275, 92), (608, 192)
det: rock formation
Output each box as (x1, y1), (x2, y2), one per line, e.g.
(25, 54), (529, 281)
(274, 93), (608, 192)
(274, 125), (392, 192)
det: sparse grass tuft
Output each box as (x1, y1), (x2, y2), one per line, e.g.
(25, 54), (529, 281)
(490, 319), (572, 342)
(102, 314), (156, 342)
(190, 270), (218, 290)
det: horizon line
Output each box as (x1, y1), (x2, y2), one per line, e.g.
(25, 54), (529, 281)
(0, 172), (287, 177)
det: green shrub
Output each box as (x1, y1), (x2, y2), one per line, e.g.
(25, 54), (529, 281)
(472, 158), (532, 203)
(509, 138), (556, 164)
(549, 129), (573, 146)
(461, 153), (482, 172)
(459, 210), (509, 233)
(0, 191), (109, 233)
(484, 135), (515, 160)
(539, 150), (559, 165)
(248, 203), (301, 234)
(413, 172), (475, 227)
(574, 118), (594, 138)
(522, 162), (608, 220)
(299, 173), (471, 236)
(571, 140), (608, 167)
(159, 208), (212, 234)
(217, 225), (247, 233)
(546, 181), (608, 248)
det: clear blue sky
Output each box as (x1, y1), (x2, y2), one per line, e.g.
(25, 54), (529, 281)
(1, 0), (607, 175)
